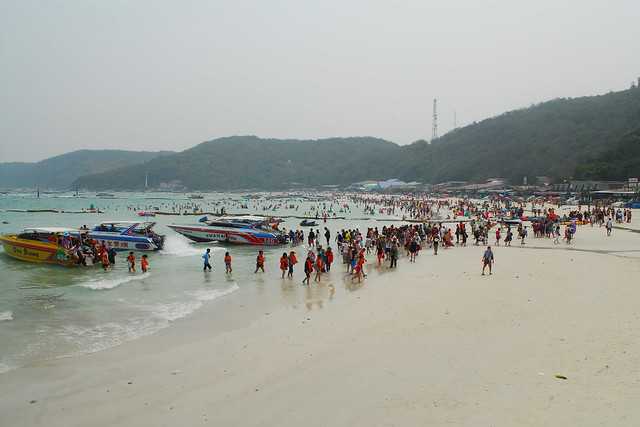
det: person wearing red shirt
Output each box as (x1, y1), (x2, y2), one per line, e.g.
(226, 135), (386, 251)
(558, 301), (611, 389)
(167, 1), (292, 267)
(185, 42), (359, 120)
(279, 252), (289, 279)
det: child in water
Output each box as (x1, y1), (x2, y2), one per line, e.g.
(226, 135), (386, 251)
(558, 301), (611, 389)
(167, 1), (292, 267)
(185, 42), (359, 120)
(224, 252), (232, 274)
(141, 254), (149, 273)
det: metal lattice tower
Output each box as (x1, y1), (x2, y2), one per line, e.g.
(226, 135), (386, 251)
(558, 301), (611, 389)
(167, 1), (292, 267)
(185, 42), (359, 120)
(432, 98), (438, 140)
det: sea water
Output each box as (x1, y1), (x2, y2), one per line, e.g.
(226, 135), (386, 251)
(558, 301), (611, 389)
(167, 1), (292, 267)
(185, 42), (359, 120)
(0, 191), (397, 373)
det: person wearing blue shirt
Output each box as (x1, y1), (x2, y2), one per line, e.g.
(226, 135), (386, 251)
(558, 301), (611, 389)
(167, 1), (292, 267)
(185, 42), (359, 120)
(202, 248), (212, 272)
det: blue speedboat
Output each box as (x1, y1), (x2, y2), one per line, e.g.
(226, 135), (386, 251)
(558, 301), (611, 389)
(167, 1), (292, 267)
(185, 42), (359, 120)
(81, 221), (165, 251)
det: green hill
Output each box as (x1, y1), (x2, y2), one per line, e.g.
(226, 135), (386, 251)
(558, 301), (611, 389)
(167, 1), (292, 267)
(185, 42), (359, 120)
(73, 136), (399, 191)
(69, 87), (640, 191)
(0, 150), (172, 190)
(574, 127), (640, 180)
(396, 88), (640, 184)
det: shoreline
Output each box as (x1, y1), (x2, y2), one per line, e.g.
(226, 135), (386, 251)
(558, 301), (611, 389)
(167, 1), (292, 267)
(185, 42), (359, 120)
(1, 224), (639, 426)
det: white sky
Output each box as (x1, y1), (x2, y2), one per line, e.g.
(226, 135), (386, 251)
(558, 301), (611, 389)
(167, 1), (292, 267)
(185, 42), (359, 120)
(1, 0), (639, 162)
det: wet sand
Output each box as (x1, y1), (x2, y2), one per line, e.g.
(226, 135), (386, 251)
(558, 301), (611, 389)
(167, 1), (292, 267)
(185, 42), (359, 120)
(1, 220), (640, 426)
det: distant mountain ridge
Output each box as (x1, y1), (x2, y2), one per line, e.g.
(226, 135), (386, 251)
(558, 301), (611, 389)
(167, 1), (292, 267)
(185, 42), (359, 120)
(74, 87), (640, 191)
(73, 136), (400, 191)
(12, 87), (640, 191)
(0, 149), (172, 190)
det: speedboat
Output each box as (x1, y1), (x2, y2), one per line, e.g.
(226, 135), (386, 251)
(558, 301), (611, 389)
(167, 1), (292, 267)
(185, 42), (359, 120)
(168, 216), (287, 245)
(300, 219), (318, 227)
(138, 211), (156, 217)
(83, 221), (165, 251)
(0, 227), (85, 266)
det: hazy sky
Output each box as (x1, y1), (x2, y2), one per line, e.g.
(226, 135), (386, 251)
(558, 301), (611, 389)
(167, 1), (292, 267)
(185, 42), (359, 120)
(2, 0), (639, 162)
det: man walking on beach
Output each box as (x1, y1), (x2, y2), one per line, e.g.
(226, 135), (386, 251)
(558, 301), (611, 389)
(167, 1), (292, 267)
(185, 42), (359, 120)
(482, 246), (494, 275)
(202, 248), (212, 272)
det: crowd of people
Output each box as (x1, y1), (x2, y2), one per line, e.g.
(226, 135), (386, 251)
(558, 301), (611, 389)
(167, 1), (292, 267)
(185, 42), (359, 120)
(193, 194), (634, 284)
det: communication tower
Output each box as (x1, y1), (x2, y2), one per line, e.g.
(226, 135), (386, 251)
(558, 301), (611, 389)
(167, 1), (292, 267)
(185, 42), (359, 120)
(432, 98), (438, 140)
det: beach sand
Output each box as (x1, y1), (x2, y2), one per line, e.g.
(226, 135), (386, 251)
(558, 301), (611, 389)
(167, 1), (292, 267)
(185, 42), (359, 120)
(1, 221), (640, 426)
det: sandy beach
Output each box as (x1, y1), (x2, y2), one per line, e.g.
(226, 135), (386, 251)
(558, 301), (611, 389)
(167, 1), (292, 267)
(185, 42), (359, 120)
(1, 220), (640, 427)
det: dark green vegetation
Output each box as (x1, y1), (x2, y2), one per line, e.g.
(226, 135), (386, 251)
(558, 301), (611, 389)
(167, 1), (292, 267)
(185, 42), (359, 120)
(574, 127), (640, 180)
(13, 87), (640, 191)
(398, 87), (640, 184)
(0, 150), (172, 189)
(74, 137), (399, 191)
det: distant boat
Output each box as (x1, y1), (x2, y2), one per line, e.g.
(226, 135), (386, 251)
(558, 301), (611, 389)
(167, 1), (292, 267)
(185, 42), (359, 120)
(137, 210), (156, 217)
(96, 193), (115, 198)
(188, 194), (204, 199)
(300, 219), (318, 227)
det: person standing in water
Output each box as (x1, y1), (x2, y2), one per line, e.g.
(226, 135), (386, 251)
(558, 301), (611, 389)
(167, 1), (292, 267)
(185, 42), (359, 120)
(279, 252), (289, 279)
(482, 246), (494, 275)
(202, 248), (212, 272)
(302, 254), (313, 285)
(141, 254), (149, 273)
(224, 251), (232, 274)
(606, 218), (613, 236)
(255, 250), (265, 273)
(287, 251), (297, 278)
(325, 247), (333, 271)
(127, 251), (136, 272)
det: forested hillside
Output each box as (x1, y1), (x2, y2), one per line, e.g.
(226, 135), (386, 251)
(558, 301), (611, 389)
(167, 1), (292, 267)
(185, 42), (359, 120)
(396, 88), (640, 183)
(0, 150), (172, 189)
(74, 137), (399, 191)
(68, 87), (640, 190)
(574, 127), (640, 180)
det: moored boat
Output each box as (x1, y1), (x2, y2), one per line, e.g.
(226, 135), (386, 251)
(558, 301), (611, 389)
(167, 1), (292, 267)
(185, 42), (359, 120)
(168, 215), (286, 245)
(82, 221), (165, 251)
(0, 227), (84, 266)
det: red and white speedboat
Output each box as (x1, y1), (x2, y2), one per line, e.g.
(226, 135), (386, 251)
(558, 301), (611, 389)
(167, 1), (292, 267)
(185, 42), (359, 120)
(167, 216), (287, 246)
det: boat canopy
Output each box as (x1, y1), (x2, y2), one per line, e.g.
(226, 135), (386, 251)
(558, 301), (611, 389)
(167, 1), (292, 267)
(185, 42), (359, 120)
(22, 227), (80, 234)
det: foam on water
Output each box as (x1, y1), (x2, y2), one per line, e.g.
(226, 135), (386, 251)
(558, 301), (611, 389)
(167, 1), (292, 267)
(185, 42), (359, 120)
(188, 283), (240, 301)
(59, 283), (240, 358)
(152, 283), (240, 321)
(161, 235), (222, 257)
(0, 311), (13, 322)
(151, 301), (203, 322)
(0, 362), (13, 374)
(80, 272), (150, 290)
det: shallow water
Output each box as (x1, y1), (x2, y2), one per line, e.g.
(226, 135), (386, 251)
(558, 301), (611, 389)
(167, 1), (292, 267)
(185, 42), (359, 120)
(0, 191), (401, 373)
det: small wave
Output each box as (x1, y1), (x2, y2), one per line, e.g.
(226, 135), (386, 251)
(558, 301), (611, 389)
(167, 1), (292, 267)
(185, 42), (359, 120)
(188, 283), (240, 301)
(0, 362), (13, 374)
(80, 273), (150, 290)
(152, 301), (203, 322)
(160, 235), (224, 257)
(153, 284), (240, 322)
(0, 311), (13, 322)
